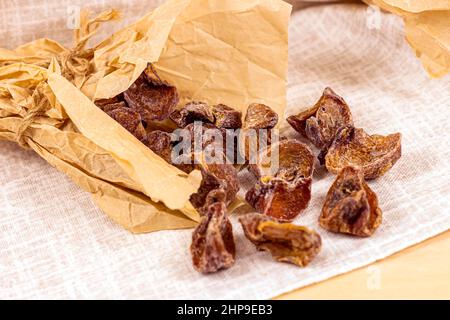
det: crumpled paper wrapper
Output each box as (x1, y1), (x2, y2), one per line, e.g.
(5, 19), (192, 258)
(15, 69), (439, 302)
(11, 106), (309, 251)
(364, 0), (450, 77)
(0, 0), (292, 233)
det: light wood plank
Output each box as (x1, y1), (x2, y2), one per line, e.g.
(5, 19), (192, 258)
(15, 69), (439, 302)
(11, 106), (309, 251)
(276, 231), (450, 299)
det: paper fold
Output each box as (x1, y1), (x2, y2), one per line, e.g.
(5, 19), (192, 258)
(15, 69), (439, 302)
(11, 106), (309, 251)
(365, 0), (450, 78)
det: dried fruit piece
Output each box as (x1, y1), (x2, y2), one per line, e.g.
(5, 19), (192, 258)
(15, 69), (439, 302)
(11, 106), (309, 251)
(241, 103), (279, 162)
(190, 169), (222, 210)
(287, 87), (353, 151)
(95, 93), (127, 113)
(203, 188), (227, 209)
(246, 140), (314, 221)
(211, 104), (242, 129)
(171, 122), (230, 173)
(239, 213), (321, 267)
(143, 130), (197, 173)
(182, 122), (228, 156)
(99, 101), (128, 113)
(143, 130), (173, 163)
(171, 102), (242, 130)
(106, 107), (147, 141)
(246, 177), (312, 221)
(207, 162), (239, 205)
(319, 166), (382, 237)
(249, 139), (314, 181)
(170, 101), (214, 128)
(191, 201), (236, 273)
(244, 103), (278, 130)
(124, 67), (179, 122)
(325, 126), (401, 180)
(285, 104), (317, 137)
(190, 161), (239, 210)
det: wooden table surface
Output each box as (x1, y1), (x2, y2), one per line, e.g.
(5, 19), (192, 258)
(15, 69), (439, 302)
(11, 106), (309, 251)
(275, 230), (450, 299)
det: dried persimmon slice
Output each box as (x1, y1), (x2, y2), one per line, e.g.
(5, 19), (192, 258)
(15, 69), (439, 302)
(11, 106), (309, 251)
(244, 103), (278, 130)
(239, 213), (321, 267)
(246, 176), (312, 221)
(319, 166), (382, 237)
(191, 201), (235, 273)
(287, 87), (353, 151)
(325, 126), (401, 180)
(249, 139), (314, 181)
(240, 103), (279, 162)
(245, 140), (314, 221)
(211, 104), (242, 129)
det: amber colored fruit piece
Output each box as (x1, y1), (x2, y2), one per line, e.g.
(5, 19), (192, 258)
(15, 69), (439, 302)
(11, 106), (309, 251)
(191, 201), (236, 273)
(287, 87), (353, 151)
(285, 105), (317, 137)
(170, 101), (215, 128)
(325, 126), (401, 180)
(246, 140), (314, 221)
(319, 166), (382, 237)
(123, 68), (179, 122)
(244, 103), (278, 129)
(249, 139), (314, 181)
(106, 107), (147, 141)
(239, 213), (321, 267)
(190, 161), (239, 210)
(212, 104), (242, 129)
(246, 177), (312, 221)
(241, 103), (279, 162)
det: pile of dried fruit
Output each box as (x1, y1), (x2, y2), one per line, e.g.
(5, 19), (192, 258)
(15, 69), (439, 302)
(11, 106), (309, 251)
(96, 66), (402, 274)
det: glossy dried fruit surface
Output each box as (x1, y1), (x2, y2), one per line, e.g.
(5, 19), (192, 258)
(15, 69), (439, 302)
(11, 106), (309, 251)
(170, 101), (214, 128)
(212, 104), (242, 129)
(106, 107), (147, 141)
(246, 177), (312, 221)
(325, 126), (401, 180)
(250, 140), (314, 181)
(244, 103), (278, 129)
(241, 103), (279, 162)
(246, 140), (314, 221)
(124, 68), (179, 122)
(191, 201), (235, 273)
(287, 87), (353, 151)
(319, 166), (382, 237)
(239, 213), (321, 267)
(285, 104), (317, 137)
